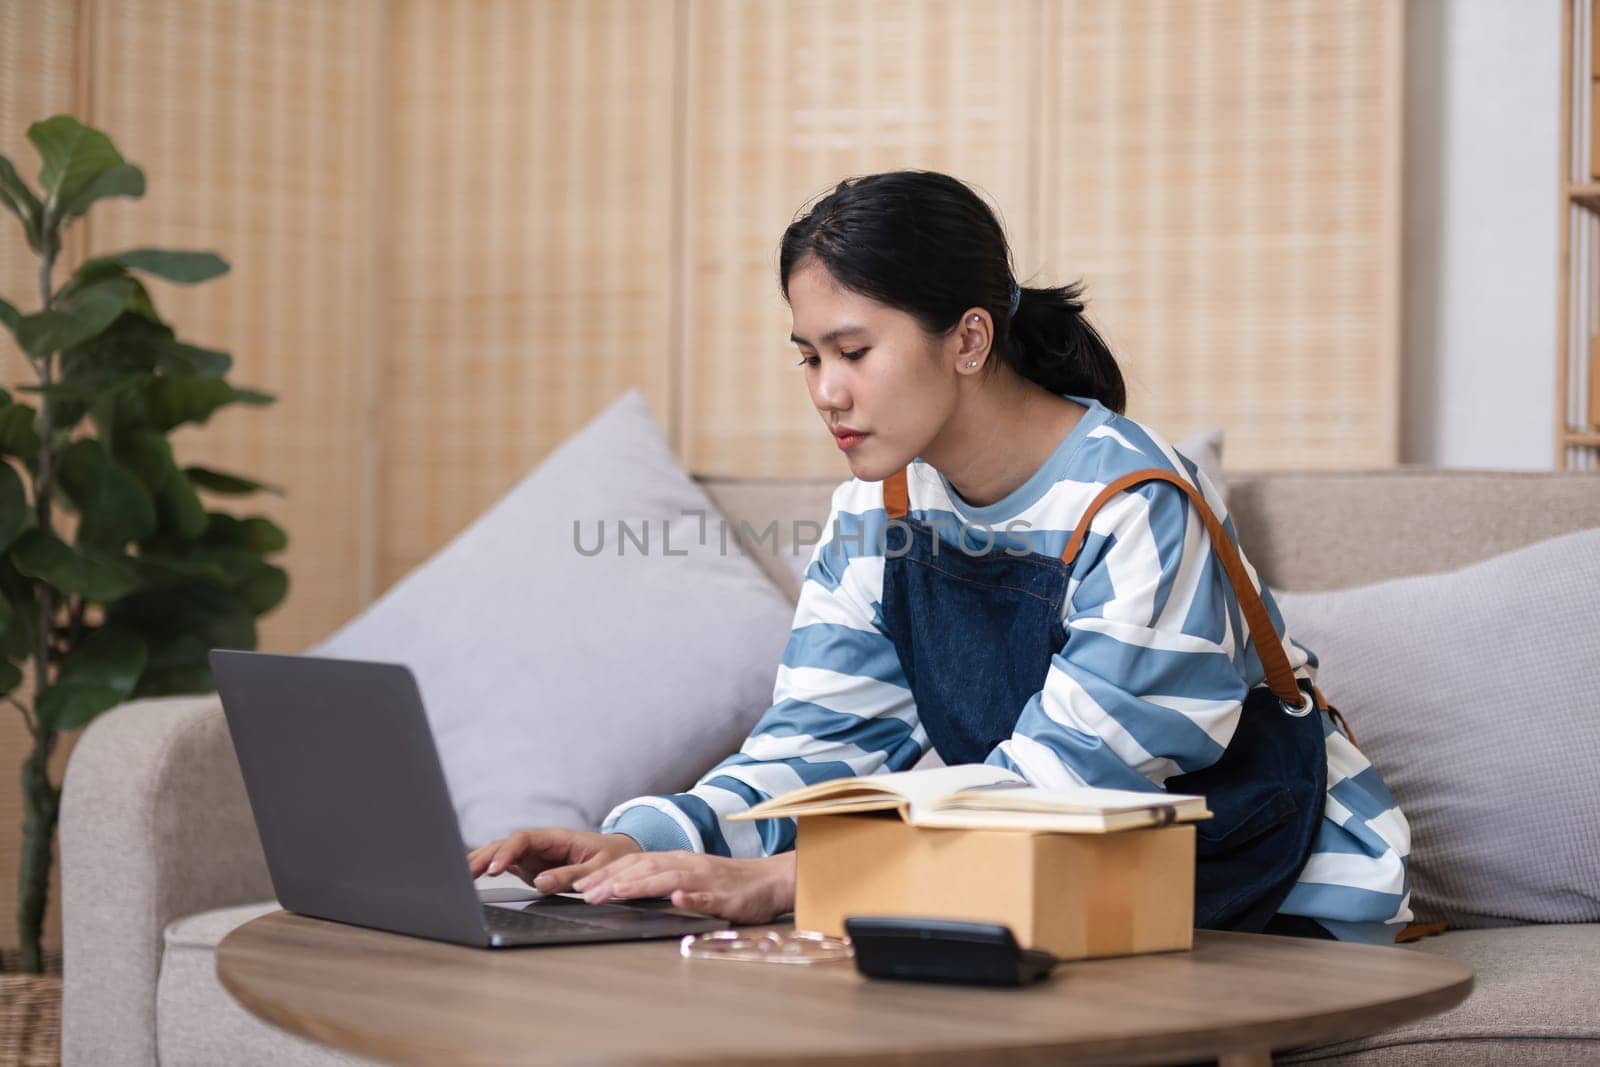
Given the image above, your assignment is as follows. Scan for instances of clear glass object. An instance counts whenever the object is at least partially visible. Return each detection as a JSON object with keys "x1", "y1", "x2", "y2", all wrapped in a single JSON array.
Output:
[{"x1": 679, "y1": 928, "x2": 853, "y2": 965}]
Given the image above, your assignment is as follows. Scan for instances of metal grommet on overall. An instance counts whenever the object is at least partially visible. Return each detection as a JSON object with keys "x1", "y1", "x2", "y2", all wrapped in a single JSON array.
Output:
[{"x1": 1280, "y1": 682, "x2": 1317, "y2": 718}]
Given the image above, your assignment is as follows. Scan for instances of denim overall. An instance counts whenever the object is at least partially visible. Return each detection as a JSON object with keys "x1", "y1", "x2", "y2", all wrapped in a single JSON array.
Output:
[{"x1": 878, "y1": 466, "x2": 1329, "y2": 932}]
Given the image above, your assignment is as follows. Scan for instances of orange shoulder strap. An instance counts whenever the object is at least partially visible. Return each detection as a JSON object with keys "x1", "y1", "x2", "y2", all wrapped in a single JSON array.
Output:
[
  {"x1": 883, "y1": 466, "x2": 910, "y2": 520},
  {"x1": 1061, "y1": 469, "x2": 1305, "y2": 708}
]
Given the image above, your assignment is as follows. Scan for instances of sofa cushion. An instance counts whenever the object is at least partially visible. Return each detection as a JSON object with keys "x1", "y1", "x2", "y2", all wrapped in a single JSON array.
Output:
[
  {"x1": 1280, "y1": 924, "x2": 1600, "y2": 1065},
  {"x1": 312, "y1": 389, "x2": 795, "y2": 846},
  {"x1": 1275, "y1": 528, "x2": 1600, "y2": 928},
  {"x1": 158, "y1": 902, "x2": 371, "y2": 1066}
]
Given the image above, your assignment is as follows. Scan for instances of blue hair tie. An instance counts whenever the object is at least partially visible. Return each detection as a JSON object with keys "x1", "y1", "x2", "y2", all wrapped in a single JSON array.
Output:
[{"x1": 1007, "y1": 281, "x2": 1022, "y2": 319}]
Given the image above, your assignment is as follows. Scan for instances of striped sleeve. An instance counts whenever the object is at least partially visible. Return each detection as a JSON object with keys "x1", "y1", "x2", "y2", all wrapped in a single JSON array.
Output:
[
  {"x1": 986, "y1": 472, "x2": 1311, "y2": 791},
  {"x1": 599, "y1": 481, "x2": 927, "y2": 857}
]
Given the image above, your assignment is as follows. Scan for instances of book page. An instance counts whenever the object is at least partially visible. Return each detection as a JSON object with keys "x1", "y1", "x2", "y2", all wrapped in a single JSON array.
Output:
[
  {"x1": 940, "y1": 783, "x2": 1207, "y2": 816},
  {"x1": 731, "y1": 763, "x2": 1022, "y2": 821}
]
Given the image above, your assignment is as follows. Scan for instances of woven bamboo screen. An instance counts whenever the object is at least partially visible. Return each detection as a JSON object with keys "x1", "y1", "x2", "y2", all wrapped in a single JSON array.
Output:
[
  {"x1": 1035, "y1": 0, "x2": 1403, "y2": 468},
  {"x1": 378, "y1": 0, "x2": 677, "y2": 589}
]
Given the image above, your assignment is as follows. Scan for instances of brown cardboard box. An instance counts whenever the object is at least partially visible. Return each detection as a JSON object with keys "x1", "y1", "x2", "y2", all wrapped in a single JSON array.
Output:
[{"x1": 793, "y1": 812, "x2": 1195, "y2": 961}]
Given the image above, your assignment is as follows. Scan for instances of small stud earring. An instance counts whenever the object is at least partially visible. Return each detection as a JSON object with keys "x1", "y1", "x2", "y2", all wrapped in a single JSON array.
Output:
[{"x1": 965, "y1": 360, "x2": 978, "y2": 368}]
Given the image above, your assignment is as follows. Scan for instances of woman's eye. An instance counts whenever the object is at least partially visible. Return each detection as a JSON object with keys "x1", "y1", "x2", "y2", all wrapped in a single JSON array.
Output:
[{"x1": 794, "y1": 349, "x2": 867, "y2": 368}]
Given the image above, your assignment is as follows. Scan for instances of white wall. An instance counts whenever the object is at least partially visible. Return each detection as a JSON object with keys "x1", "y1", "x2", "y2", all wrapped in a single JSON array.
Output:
[{"x1": 1402, "y1": 0, "x2": 1562, "y2": 468}]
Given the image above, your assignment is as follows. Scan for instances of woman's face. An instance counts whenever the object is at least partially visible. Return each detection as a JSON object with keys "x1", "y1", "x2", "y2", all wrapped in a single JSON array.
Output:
[{"x1": 787, "y1": 258, "x2": 964, "y2": 481}]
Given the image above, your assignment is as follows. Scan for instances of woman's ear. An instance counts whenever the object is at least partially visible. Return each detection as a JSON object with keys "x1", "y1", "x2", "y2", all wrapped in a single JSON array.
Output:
[{"x1": 954, "y1": 309, "x2": 992, "y2": 374}]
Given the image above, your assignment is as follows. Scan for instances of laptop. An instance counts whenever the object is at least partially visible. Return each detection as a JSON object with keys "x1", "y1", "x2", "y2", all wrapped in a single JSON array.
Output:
[{"x1": 209, "y1": 649, "x2": 730, "y2": 947}]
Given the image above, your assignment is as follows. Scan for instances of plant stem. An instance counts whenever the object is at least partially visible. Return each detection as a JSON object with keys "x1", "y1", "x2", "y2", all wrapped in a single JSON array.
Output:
[
  {"x1": 17, "y1": 729, "x2": 59, "y2": 973},
  {"x1": 18, "y1": 227, "x2": 60, "y2": 973},
  {"x1": 7, "y1": 695, "x2": 36, "y2": 735}
]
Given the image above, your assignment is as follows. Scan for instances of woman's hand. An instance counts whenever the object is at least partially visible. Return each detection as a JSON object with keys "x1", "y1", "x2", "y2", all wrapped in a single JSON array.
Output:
[
  {"x1": 573, "y1": 850, "x2": 797, "y2": 925},
  {"x1": 466, "y1": 828, "x2": 642, "y2": 893}
]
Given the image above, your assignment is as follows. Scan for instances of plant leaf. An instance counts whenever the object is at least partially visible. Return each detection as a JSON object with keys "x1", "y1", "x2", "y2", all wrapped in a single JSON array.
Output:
[
  {"x1": 201, "y1": 512, "x2": 287, "y2": 554},
  {"x1": 0, "y1": 296, "x2": 20, "y2": 337},
  {"x1": 35, "y1": 625, "x2": 147, "y2": 731},
  {"x1": 9, "y1": 528, "x2": 141, "y2": 601},
  {"x1": 0, "y1": 462, "x2": 27, "y2": 554},
  {"x1": 132, "y1": 553, "x2": 231, "y2": 586},
  {"x1": 0, "y1": 557, "x2": 37, "y2": 661},
  {"x1": 152, "y1": 468, "x2": 208, "y2": 539},
  {"x1": 0, "y1": 404, "x2": 40, "y2": 460},
  {"x1": 27, "y1": 116, "x2": 125, "y2": 219},
  {"x1": 130, "y1": 631, "x2": 213, "y2": 697},
  {"x1": 0, "y1": 659, "x2": 20, "y2": 698},
  {"x1": 0, "y1": 153, "x2": 44, "y2": 251},
  {"x1": 106, "y1": 579, "x2": 256, "y2": 657},
  {"x1": 56, "y1": 162, "x2": 144, "y2": 221},
  {"x1": 143, "y1": 377, "x2": 274, "y2": 431},
  {"x1": 184, "y1": 466, "x2": 284, "y2": 496},
  {"x1": 235, "y1": 561, "x2": 288, "y2": 615},
  {"x1": 157, "y1": 339, "x2": 231, "y2": 378},
  {"x1": 77, "y1": 248, "x2": 228, "y2": 285},
  {"x1": 113, "y1": 430, "x2": 175, "y2": 493},
  {"x1": 17, "y1": 276, "x2": 137, "y2": 357},
  {"x1": 56, "y1": 439, "x2": 157, "y2": 550}
]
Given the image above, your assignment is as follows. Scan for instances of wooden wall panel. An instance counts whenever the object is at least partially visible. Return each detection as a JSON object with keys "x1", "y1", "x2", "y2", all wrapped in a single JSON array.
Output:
[
  {"x1": 84, "y1": 0, "x2": 382, "y2": 652},
  {"x1": 378, "y1": 0, "x2": 677, "y2": 587},
  {"x1": 1037, "y1": 0, "x2": 1402, "y2": 468},
  {"x1": 679, "y1": 0, "x2": 1044, "y2": 477},
  {"x1": 0, "y1": 0, "x2": 84, "y2": 958}
]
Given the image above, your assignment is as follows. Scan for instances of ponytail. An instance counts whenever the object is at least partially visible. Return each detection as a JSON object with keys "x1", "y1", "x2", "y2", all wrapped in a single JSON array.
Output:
[{"x1": 1005, "y1": 280, "x2": 1126, "y2": 414}]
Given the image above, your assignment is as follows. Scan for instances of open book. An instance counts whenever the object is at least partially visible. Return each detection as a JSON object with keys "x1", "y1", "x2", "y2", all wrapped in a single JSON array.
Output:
[{"x1": 726, "y1": 765, "x2": 1211, "y2": 834}]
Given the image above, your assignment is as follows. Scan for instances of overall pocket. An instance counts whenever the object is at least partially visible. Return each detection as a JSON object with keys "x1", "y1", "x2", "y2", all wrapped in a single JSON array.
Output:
[{"x1": 1195, "y1": 785, "x2": 1299, "y2": 859}]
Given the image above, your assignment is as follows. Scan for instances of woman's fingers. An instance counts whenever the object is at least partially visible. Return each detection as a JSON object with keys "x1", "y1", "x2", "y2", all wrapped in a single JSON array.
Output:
[
  {"x1": 533, "y1": 854, "x2": 615, "y2": 894},
  {"x1": 671, "y1": 888, "x2": 719, "y2": 915},
  {"x1": 581, "y1": 854, "x2": 718, "y2": 904},
  {"x1": 573, "y1": 853, "x2": 653, "y2": 893},
  {"x1": 596, "y1": 867, "x2": 685, "y2": 903},
  {"x1": 484, "y1": 829, "x2": 578, "y2": 876},
  {"x1": 468, "y1": 841, "x2": 507, "y2": 877}
]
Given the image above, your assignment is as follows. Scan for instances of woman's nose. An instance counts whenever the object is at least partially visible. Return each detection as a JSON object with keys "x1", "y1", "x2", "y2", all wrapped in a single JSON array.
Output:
[{"x1": 813, "y1": 361, "x2": 851, "y2": 411}]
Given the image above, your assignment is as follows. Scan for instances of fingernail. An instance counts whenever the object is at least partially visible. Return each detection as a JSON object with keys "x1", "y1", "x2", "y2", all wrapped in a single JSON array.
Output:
[
  {"x1": 534, "y1": 874, "x2": 552, "y2": 891},
  {"x1": 487, "y1": 863, "x2": 500, "y2": 875},
  {"x1": 572, "y1": 876, "x2": 589, "y2": 891}
]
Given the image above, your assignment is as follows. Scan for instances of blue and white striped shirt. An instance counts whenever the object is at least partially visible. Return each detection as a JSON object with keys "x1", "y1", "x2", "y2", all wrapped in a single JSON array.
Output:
[{"x1": 602, "y1": 395, "x2": 1413, "y2": 943}]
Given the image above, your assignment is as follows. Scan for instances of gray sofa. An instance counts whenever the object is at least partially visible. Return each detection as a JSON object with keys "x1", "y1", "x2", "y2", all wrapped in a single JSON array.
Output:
[{"x1": 60, "y1": 469, "x2": 1600, "y2": 1066}]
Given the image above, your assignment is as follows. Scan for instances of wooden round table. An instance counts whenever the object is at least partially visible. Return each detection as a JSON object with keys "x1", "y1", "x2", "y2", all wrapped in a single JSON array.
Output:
[{"x1": 218, "y1": 910, "x2": 1471, "y2": 1066}]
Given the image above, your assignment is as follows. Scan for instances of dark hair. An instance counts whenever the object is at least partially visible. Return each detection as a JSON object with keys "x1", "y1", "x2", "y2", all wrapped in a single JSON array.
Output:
[{"x1": 778, "y1": 170, "x2": 1125, "y2": 414}]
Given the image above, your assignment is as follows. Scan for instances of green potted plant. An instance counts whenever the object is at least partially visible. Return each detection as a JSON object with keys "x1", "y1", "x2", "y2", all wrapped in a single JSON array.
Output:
[{"x1": 0, "y1": 115, "x2": 288, "y2": 973}]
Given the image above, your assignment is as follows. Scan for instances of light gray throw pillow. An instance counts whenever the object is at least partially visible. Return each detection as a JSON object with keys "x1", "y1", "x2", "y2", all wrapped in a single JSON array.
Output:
[
  {"x1": 312, "y1": 390, "x2": 795, "y2": 846},
  {"x1": 1275, "y1": 528, "x2": 1600, "y2": 928}
]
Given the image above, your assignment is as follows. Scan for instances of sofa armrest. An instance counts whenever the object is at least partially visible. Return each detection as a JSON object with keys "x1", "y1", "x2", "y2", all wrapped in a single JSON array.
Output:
[{"x1": 60, "y1": 694, "x2": 272, "y2": 1067}]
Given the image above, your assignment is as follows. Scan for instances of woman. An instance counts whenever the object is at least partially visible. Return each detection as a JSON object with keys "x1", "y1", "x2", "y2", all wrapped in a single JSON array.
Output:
[{"x1": 469, "y1": 170, "x2": 1412, "y2": 944}]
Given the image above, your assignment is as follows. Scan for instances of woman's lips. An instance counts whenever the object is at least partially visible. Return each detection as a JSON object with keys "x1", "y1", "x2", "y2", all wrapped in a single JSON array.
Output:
[{"x1": 833, "y1": 431, "x2": 867, "y2": 451}]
